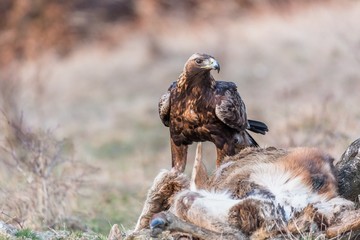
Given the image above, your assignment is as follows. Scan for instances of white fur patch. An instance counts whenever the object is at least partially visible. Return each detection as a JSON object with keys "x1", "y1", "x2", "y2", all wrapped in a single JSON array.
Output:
[
  {"x1": 190, "y1": 181, "x2": 197, "y2": 192},
  {"x1": 192, "y1": 190, "x2": 240, "y2": 222},
  {"x1": 314, "y1": 196, "x2": 355, "y2": 220},
  {"x1": 249, "y1": 163, "x2": 326, "y2": 220}
]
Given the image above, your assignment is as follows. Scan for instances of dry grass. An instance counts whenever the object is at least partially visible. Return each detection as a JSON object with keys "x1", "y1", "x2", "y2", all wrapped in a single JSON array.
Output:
[
  {"x1": 0, "y1": 77, "x2": 97, "y2": 230},
  {"x1": 0, "y1": 0, "x2": 360, "y2": 236}
]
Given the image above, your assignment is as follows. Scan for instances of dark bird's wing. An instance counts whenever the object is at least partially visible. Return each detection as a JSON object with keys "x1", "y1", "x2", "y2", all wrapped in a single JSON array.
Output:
[
  {"x1": 215, "y1": 81, "x2": 248, "y2": 131},
  {"x1": 158, "y1": 82, "x2": 176, "y2": 127},
  {"x1": 215, "y1": 81, "x2": 268, "y2": 148}
]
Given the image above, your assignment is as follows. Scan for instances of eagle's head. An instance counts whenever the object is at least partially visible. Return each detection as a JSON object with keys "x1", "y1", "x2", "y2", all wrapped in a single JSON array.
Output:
[{"x1": 183, "y1": 53, "x2": 220, "y2": 75}]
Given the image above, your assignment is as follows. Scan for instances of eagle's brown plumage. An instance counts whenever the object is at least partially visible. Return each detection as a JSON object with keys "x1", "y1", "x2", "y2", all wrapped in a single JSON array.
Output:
[{"x1": 159, "y1": 53, "x2": 268, "y2": 172}]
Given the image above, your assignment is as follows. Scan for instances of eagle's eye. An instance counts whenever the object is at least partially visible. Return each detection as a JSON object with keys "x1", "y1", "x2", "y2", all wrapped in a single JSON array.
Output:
[{"x1": 195, "y1": 58, "x2": 203, "y2": 64}]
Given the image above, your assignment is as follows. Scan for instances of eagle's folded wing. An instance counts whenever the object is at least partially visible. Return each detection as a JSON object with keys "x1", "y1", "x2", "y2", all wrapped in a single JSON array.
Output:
[
  {"x1": 158, "y1": 82, "x2": 176, "y2": 127},
  {"x1": 215, "y1": 82, "x2": 248, "y2": 131}
]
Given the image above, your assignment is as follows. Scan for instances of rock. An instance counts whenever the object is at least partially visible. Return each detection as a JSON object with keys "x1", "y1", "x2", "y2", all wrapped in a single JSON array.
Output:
[
  {"x1": 0, "y1": 221, "x2": 18, "y2": 237},
  {"x1": 336, "y1": 138, "x2": 360, "y2": 202}
]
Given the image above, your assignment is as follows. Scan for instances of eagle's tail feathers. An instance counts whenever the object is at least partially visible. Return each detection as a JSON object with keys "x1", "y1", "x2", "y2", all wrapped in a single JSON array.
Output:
[
  {"x1": 246, "y1": 131, "x2": 260, "y2": 147},
  {"x1": 248, "y1": 119, "x2": 268, "y2": 135}
]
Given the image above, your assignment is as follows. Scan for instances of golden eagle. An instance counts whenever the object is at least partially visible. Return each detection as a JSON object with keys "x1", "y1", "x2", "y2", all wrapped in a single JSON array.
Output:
[{"x1": 159, "y1": 53, "x2": 268, "y2": 172}]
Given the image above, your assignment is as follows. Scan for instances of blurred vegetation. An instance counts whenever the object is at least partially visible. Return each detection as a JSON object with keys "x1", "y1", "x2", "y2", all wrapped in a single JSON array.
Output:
[
  {"x1": 0, "y1": 0, "x2": 330, "y2": 67},
  {"x1": 0, "y1": 91, "x2": 97, "y2": 231},
  {"x1": 14, "y1": 228, "x2": 40, "y2": 240}
]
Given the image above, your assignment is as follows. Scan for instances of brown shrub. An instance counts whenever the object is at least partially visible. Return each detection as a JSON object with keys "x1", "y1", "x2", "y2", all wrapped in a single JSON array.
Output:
[{"x1": 0, "y1": 73, "x2": 97, "y2": 230}]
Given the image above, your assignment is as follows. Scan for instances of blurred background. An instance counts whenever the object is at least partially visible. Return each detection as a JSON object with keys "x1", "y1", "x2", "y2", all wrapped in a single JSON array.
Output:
[{"x1": 0, "y1": 0, "x2": 359, "y2": 235}]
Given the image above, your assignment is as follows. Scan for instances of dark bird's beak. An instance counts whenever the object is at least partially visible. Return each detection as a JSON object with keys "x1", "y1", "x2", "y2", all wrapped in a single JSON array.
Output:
[{"x1": 210, "y1": 58, "x2": 220, "y2": 73}]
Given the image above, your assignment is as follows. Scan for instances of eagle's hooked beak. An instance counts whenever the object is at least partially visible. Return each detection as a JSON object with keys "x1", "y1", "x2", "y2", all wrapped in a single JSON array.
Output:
[{"x1": 209, "y1": 58, "x2": 220, "y2": 73}]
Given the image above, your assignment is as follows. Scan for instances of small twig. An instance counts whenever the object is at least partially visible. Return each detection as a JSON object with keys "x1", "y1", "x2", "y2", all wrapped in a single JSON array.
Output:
[
  {"x1": 47, "y1": 226, "x2": 59, "y2": 235},
  {"x1": 1, "y1": 211, "x2": 24, "y2": 229}
]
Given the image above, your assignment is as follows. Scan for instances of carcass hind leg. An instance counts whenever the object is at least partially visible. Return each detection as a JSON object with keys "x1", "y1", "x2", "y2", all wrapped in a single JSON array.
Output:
[
  {"x1": 216, "y1": 148, "x2": 227, "y2": 168},
  {"x1": 171, "y1": 138, "x2": 188, "y2": 172}
]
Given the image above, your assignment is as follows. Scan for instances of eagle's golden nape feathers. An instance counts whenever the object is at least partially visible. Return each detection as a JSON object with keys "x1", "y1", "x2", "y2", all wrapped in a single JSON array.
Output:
[{"x1": 159, "y1": 53, "x2": 268, "y2": 172}]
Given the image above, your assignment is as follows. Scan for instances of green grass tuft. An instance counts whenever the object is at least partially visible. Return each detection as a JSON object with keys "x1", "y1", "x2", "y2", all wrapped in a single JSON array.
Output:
[{"x1": 14, "y1": 229, "x2": 40, "y2": 240}]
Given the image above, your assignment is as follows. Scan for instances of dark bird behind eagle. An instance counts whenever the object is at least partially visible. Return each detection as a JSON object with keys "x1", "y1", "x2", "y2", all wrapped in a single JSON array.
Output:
[{"x1": 159, "y1": 53, "x2": 268, "y2": 172}]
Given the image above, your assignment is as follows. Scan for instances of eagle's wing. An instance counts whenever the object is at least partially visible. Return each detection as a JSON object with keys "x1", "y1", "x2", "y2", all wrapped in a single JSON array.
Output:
[
  {"x1": 158, "y1": 82, "x2": 176, "y2": 127},
  {"x1": 215, "y1": 81, "x2": 248, "y2": 131}
]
